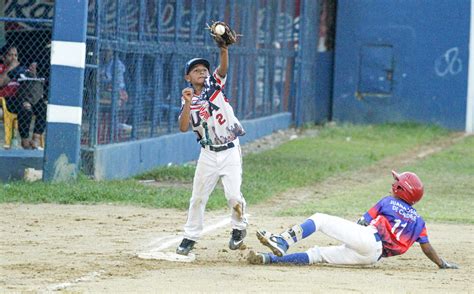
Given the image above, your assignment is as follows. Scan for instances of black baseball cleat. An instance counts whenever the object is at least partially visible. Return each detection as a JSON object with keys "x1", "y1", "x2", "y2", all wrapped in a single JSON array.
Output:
[
  {"x1": 229, "y1": 229, "x2": 247, "y2": 250},
  {"x1": 176, "y1": 238, "x2": 196, "y2": 255}
]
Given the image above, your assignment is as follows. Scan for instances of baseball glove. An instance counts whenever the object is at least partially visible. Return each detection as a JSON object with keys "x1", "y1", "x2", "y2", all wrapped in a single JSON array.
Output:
[
  {"x1": 356, "y1": 217, "x2": 369, "y2": 226},
  {"x1": 207, "y1": 21, "x2": 239, "y2": 48}
]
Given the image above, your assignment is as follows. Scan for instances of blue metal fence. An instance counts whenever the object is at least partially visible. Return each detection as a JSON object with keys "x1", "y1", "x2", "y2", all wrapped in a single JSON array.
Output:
[
  {"x1": 0, "y1": 0, "x2": 323, "y2": 180},
  {"x1": 82, "y1": 0, "x2": 301, "y2": 148}
]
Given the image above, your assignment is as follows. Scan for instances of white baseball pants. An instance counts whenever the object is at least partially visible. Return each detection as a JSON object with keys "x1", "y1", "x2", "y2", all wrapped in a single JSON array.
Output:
[
  {"x1": 183, "y1": 140, "x2": 247, "y2": 240},
  {"x1": 305, "y1": 213, "x2": 383, "y2": 265}
]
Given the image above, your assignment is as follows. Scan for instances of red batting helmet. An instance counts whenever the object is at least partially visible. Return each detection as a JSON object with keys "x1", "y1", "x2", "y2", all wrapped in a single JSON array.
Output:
[{"x1": 391, "y1": 170, "x2": 424, "y2": 205}]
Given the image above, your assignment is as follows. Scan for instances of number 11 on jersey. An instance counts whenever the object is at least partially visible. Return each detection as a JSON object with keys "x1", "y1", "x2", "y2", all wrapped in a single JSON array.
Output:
[{"x1": 391, "y1": 219, "x2": 407, "y2": 241}]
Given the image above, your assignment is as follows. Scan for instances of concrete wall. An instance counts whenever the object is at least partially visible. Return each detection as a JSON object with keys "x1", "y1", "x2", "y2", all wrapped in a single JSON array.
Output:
[
  {"x1": 333, "y1": 0, "x2": 470, "y2": 130},
  {"x1": 0, "y1": 150, "x2": 43, "y2": 181}
]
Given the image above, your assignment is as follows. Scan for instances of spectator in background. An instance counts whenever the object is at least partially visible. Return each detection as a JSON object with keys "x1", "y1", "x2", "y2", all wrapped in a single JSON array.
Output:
[
  {"x1": 0, "y1": 44, "x2": 46, "y2": 149},
  {"x1": 100, "y1": 49, "x2": 132, "y2": 132}
]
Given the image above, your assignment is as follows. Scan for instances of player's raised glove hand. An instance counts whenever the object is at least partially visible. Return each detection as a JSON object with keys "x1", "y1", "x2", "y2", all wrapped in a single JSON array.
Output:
[
  {"x1": 207, "y1": 21, "x2": 239, "y2": 48},
  {"x1": 439, "y1": 258, "x2": 459, "y2": 269}
]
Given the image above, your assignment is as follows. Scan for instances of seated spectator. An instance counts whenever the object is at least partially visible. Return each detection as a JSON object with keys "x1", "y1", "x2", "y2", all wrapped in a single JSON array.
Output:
[{"x1": 0, "y1": 44, "x2": 46, "y2": 149}]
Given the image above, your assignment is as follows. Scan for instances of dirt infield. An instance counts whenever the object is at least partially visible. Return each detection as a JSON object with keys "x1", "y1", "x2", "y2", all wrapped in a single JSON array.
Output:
[
  {"x1": 1, "y1": 133, "x2": 473, "y2": 292},
  {"x1": 1, "y1": 203, "x2": 472, "y2": 292}
]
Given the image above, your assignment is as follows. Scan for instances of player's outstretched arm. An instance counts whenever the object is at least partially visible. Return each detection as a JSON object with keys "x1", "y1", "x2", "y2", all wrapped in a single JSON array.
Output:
[
  {"x1": 420, "y1": 242, "x2": 459, "y2": 269},
  {"x1": 217, "y1": 47, "x2": 228, "y2": 78}
]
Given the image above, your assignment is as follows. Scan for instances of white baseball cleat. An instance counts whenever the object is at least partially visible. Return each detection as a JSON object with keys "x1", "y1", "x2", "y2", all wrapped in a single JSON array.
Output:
[{"x1": 256, "y1": 230, "x2": 289, "y2": 257}]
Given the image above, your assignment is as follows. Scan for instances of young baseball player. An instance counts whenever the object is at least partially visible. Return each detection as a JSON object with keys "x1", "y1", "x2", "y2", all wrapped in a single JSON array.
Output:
[
  {"x1": 176, "y1": 42, "x2": 247, "y2": 256},
  {"x1": 248, "y1": 170, "x2": 459, "y2": 269}
]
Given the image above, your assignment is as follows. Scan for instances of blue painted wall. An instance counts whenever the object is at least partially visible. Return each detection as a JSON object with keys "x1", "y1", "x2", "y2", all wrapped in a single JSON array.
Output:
[
  {"x1": 333, "y1": 0, "x2": 470, "y2": 130},
  {"x1": 0, "y1": 150, "x2": 43, "y2": 181},
  {"x1": 315, "y1": 52, "x2": 334, "y2": 123},
  {"x1": 85, "y1": 113, "x2": 292, "y2": 180},
  {"x1": 43, "y1": 0, "x2": 88, "y2": 181}
]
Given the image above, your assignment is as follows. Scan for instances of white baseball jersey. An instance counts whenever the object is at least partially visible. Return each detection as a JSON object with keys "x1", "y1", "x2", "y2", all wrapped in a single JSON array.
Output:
[
  {"x1": 179, "y1": 68, "x2": 247, "y2": 241},
  {"x1": 180, "y1": 69, "x2": 245, "y2": 145}
]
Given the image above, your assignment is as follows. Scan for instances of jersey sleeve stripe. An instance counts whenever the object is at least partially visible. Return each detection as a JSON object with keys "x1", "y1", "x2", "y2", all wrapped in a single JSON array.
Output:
[
  {"x1": 213, "y1": 70, "x2": 222, "y2": 85},
  {"x1": 209, "y1": 89, "x2": 221, "y2": 102},
  {"x1": 367, "y1": 206, "x2": 379, "y2": 219}
]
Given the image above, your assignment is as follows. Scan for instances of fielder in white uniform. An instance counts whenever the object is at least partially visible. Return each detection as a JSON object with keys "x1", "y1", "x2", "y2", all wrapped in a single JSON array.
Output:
[{"x1": 176, "y1": 46, "x2": 248, "y2": 256}]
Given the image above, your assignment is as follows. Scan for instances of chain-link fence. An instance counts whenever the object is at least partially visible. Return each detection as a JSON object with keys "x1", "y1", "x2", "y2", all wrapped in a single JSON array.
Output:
[
  {"x1": 0, "y1": 1, "x2": 324, "y2": 179},
  {"x1": 0, "y1": 0, "x2": 51, "y2": 151},
  {"x1": 81, "y1": 0, "x2": 299, "y2": 150}
]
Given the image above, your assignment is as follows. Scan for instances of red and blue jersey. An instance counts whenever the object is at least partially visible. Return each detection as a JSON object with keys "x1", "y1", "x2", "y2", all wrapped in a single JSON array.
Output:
[{"x1": 363, "y1": 196, "x2": 429, "y2": 257}]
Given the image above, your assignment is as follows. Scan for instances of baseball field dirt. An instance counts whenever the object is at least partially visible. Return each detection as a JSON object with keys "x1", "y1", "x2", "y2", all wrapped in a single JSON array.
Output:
[
  {"x1": 2, "y1": 204, "x2": 472, "y2": 292},
  {"x1": 1, "y1": 133, "x2": 473, "y2": 292},
  {"x1": 2, "y1": 203, "x2": 472, "y2": 291}
]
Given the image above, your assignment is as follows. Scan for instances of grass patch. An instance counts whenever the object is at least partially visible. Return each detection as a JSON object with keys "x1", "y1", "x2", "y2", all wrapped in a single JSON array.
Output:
[
  {"x1": 281, "y1": 135, "x2": 474, "y2": 224},
  {"x1": 1, "y1": 177, "x2": 192, "y2": 208},
  {"x1": 135, "y1": 165, "x2": 195, "y2": 182},
  {"x1": 241, "y1": 123, "x2": 448, "y2": 204},
  {"x1": 1, "y1": 123, "x2": 450, "y2": 212}
]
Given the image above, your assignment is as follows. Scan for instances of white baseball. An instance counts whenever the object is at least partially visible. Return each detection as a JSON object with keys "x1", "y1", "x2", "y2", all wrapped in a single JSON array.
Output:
[{"x1": 215, "y1": 24, "x2": 225, "y2": 36}]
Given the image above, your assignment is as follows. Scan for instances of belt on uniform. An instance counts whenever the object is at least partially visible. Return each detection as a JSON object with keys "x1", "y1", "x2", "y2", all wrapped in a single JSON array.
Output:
[
  {"x1": 203, "y1": 142, "x2": 235, "y2": 152},
  {"x1": 374, "y1": 232, "x2": 382, "y2": 242}
]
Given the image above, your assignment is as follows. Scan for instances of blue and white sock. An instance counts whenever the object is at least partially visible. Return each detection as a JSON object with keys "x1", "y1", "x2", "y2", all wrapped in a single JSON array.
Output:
[{"x1": 280, "y1": 219, "x2": 316, "y2": 246}]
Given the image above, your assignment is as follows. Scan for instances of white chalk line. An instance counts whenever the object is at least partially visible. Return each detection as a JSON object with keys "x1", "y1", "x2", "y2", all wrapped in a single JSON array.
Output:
[
  {"x1": 44, "y1": 213, "x2": 245, "y2": 291},
  {"x1": 140, "y1": 214, "x2": 232, "y2": 253},
  {"x1": 44, "y1": 270, "x2": 105, "y2": 292}
]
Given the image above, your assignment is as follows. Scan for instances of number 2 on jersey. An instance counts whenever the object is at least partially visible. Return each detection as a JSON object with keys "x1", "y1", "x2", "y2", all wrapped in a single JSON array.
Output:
[
  {"x1": 216, "y1": 113, "x2": 226, "y2": 125},
  {"x1": 391, "y1": 219, "x2": 407, "y2": 241}
]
